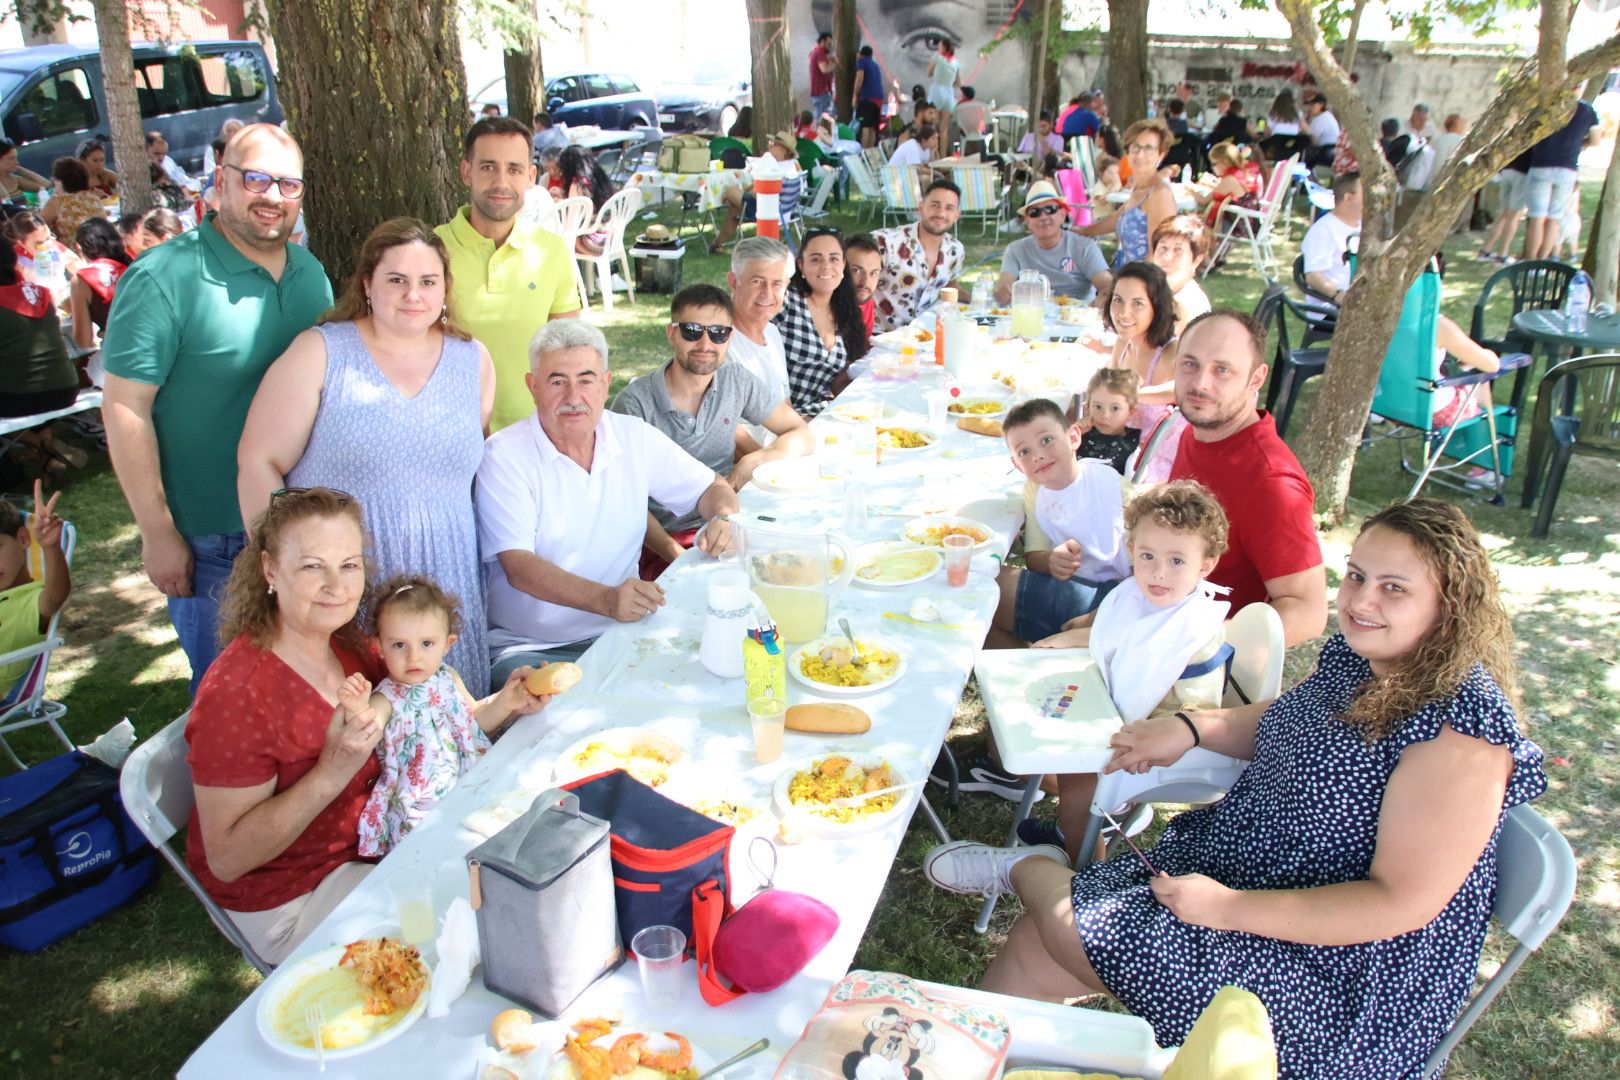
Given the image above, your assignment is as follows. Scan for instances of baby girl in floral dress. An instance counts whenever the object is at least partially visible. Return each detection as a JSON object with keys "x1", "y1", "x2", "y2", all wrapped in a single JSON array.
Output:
[{"x1": 342, "y1": 574, "x2": 549, "y2": 856}]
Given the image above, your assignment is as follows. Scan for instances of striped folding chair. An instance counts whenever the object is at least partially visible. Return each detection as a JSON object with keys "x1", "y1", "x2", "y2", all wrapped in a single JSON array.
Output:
[
  {"x1": 953, "y1": 164, "x2": 999, "y2": 235},
  {"x1": 879, "y1": 165, "x2": 922, "y2": 227},
  {"x1": 843, "y1": 153, "x2": 885, "y2": 224}
]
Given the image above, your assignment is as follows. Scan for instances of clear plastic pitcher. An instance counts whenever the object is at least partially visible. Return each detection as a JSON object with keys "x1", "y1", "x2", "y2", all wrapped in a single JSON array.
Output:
[
  {"x1": 739, "y1": 519, "x2": 855, "y2": 643},
  {"x1": 1011, "y1": 268, "x2": 1049, "y2": 340}
]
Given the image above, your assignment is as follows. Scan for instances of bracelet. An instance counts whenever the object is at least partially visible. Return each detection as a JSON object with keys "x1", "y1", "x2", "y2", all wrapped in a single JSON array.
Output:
[{"x1": 1175, "y1": 710, "x2": 1201, "y2": 748}]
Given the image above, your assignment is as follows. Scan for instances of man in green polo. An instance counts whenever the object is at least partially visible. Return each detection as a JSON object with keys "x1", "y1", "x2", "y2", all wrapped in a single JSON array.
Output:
[
  {"x1": 102, "y1": 124, "x2": 332, "y2": 694},
  {"x1": 436, "y1": 116, "x2": 581, "y2": 432}
]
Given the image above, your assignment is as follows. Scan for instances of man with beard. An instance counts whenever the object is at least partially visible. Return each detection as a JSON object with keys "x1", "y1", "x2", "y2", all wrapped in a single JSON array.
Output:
[
  {"x1": 844, "y1": 233, "x2": 882, "y2": 335},
  {"x1": 613, "y1": 284, "x2": 813, "y2": 577},
  {"x1": 437, "y1": 116, "x2": 581, "y2": 432},
  {"x1": 102, "y1": 124, "x2": 332, "y2": 694},
  {"x1": 1167, "y1": 309, "x2": 1327, "y2": 646},
  {"x1": 475, "y1": 320, "x2": 739, "y2": 683},
  {"x1": 870, "y1": 179, "x2": 964, "y2": 332}
]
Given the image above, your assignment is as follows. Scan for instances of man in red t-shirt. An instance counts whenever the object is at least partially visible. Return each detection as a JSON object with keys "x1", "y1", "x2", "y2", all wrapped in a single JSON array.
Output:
[
  {"x1": 845, "y1": 232, "x2": 882, "y2": 336},
  {"x1": 809, "y1": 32, "x2": 837, "y2": 122},
  {"x1": 1167, "y1": 309, "x2": 1328, "y2": 646}
]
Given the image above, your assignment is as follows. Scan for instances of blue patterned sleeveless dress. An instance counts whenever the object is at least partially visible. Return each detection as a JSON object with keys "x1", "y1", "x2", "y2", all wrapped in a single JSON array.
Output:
[
  {"x1": 1069, "y1": 635, "x2": 1546, "y2": 1077},
  {"x1": 288, "y1": 321, "x2": 489, "y2": 694}
]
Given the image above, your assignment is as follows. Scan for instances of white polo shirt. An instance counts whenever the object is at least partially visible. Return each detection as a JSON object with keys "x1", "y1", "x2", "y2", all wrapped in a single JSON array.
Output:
[{"x1": 476, "y1": 410, "x2": 717, "y2": 654}]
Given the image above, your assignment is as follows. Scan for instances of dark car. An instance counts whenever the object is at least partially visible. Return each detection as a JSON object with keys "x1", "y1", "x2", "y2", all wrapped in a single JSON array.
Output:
[
  {"x1": 545, "y1": 72, "x2": 657, "y2": 129},
  {"x1": 0, "y1": 40, "x2": 281, "y2": 178},
  {"x1": 654, "y1": 63, "x2": 751, "y2": 134}
]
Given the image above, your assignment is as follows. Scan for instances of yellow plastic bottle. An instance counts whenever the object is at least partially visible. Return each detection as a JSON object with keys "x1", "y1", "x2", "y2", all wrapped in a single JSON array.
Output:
[{"x1": 743, "y1": 622, "x2": 787, "y2": 707}]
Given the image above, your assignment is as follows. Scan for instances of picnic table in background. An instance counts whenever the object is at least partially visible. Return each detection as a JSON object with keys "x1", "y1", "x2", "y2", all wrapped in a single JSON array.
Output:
[{"x1": 627, "y1": 168, "x2": 751, "y2": 212}]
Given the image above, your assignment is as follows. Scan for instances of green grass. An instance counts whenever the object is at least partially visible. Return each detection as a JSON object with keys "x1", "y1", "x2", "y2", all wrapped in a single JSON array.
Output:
[{"x1": 2, "y1": 184, "x2": 1616, "y2": 1078}]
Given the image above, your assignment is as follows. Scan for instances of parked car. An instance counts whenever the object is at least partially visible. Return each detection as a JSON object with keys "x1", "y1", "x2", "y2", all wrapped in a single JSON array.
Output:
[
  {"x1": 654, "y1": 62, "x2": 751, "y2": 134},
  {"x1": 544, "y1": 72, "x2": 657, "y2": 129},
  {"x1": 0, "y1": 40, "x2": 282, "y2": 179}
]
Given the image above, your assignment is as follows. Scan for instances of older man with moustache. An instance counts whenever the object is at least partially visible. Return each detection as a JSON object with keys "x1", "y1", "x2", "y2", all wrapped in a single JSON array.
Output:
[
  {"x1": 438, "y1": 116, "x2": 581, "y2": 432},
  {"x1": 476, "y1": 321, "x2": 740, "y2": 685},
  {"x1": 1166, "y1": 309, "x2": 1328, "y2": 646},
  {"x1": 615, "y1": 283, "x2": 814, "y2": 577},
  {"x1": 102, "y1": 124, "x2": 331, "y2": 693}
]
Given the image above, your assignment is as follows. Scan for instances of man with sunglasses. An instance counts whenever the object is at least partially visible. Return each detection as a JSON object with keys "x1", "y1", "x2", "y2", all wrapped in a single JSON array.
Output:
[
  {"x1": 613, "y1": 284, "x2": 813, "y2": 577},
  {"x1": 992, "y1": 181, "x2": 1111, "y2": 307},
  {"x1": 102, "y1": 123, "x2": 332, "y2": 695}
]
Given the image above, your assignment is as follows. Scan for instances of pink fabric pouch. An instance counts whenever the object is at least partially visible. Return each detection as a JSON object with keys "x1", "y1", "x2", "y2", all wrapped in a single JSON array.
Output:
[{"x1": 695, "y1": 839, "x2": 839, "y2": 1003}]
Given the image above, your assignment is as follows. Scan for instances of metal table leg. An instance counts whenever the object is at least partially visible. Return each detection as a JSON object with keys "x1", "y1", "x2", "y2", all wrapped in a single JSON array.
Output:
[{"x1": 972, "y1": 775, "x2": 1045, "y2": 934}]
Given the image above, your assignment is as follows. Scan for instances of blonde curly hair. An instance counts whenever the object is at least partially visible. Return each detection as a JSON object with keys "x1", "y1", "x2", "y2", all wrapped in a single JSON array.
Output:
[
  {"x1": 217, "y1": 487, "x2": 369, "y2": 652},
  {"x1": 1124, "y1": 480, "x2": 1230, "y2": 562},
  {"x1": 1341, "y1": 500, "x2": 1520, "y2": 740}
]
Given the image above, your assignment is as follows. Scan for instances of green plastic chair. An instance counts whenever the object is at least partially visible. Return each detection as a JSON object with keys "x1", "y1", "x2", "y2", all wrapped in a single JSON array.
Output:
[
  {"x1": 709, "y1": 136, "x2": 750, "y2": 161},
  {"x1": 1368, "y1": 266, "x2": 1527, "y2": 503},
  {"x1": 797, "y1": 139, "x2": 833, "y2": 172},
  {"x1": 837, "y1": 123, "x2": 857, "y2": 141}
]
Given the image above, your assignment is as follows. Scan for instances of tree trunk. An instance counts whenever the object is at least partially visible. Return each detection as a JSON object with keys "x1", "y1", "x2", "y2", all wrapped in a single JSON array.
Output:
[
  {"x1": 832, "y1": 0, "x2": 857, "y2": 124},
  {"x1": 1105, "y1": 0, "x2": 1149, "y2": 130},
  {"x1": 264, "y1": 0, "x2": 467, "y2": 286},
  {"x1": 503, "y1": 0, "x2": 543, "y2": 126},
  {"x1": 89, "y1": 0, "x2": 150, "y2": 217},
  {"x1": 1028, "y1": 0, "x2": 1053, "y2": 131},
  {"x1": 745, "y1": 0, "x2": 791, "y2": 156},
  {"x1": 1584, "y1": 139, "x2": 1620, "y2": 299}
]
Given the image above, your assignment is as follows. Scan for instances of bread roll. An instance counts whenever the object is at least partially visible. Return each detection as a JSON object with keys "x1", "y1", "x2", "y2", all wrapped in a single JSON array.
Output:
[
  {"x1": 785, "y1": 703, "x2": 871, "y2": 734},
  {"x1": 957, "y1": 416, "x2": 1003, "y2": 437},
  {"x1": 524, "y1": 661, "x2": 583, "y2": 696},
  {"x1": 490, "y1": 1008, "x2": 537, "y2": 1053}
]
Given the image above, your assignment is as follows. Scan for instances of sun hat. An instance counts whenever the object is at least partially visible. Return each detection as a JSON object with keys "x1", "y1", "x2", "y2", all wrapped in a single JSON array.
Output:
[
  {"x1": 1020, "y1": 180, "x2": 1067, "y2": 215},
  {"x1": 769, "y1": 130, "x2": 798, "y2": 154}
]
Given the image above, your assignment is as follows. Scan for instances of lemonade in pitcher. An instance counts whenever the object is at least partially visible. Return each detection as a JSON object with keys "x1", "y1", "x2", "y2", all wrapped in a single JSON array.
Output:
[{"x1": 753, "y1": 584, "x2": 830, "y2": 642}]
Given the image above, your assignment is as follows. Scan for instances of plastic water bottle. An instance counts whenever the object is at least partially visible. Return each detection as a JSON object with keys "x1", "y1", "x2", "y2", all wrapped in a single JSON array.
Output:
[
  {"x1": 1566, "y1": 270, "x2": 1591, "y2": 334},
  {"x1": 1146, "y1": 99, "x2": 1158, "y2": 119},
  {"x1": 33, "y1": 241, "x2": 64, "y2": 295}
]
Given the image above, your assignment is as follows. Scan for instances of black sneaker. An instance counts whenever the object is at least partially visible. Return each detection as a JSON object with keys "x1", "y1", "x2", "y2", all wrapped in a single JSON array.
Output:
[
  {"x1": 1016, "y1": 817, "x2": 1064, "y2": 847},
  {"x1": 929, "y1": 751, "x2": 1043, "y2": 803}
]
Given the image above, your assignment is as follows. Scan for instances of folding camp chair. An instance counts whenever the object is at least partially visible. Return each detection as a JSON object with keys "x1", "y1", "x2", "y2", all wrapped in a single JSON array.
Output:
[
  {"x1": 1069, "y1": 135, "x2": 1098, "y2": 189},
  {"x1": 799, "y1": 165, "x2": 840, "y2": 223},
  {"x1": 0, "y1": 515, "x2": 77, "y2": 770},
  {"x1": 1368, "y1": 266, "x2": 1529, "y2": 504},
  {"x1": 1206, "y1": 153, "x2": 1298, "y2": 276},
  {"x1": 119, "y1": 715, "x2": 276, "y2": 974},
  {"x1": 1055, "y1": 168, "x2": 1093, "y2": 228},
  {"x1": 842, "y1": 152, "x2": 885, "y2": 224},
  {"x1": 879, "y1": 164, "x2": 922, "y2": 226},
  {"x1": 953, "y1": 164, "x2": 1000, "y2": 235}
]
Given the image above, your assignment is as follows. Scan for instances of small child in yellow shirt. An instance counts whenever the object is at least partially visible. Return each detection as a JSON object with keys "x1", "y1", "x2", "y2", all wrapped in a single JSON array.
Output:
[{"x1": 0, "y1": 482, "x2": 72, "y2": 704}]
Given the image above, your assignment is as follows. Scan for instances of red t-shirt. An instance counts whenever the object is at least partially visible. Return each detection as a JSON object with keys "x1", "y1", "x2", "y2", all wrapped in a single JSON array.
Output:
[
  {"x1": 185, "y1": 634, "x2": 386, "y2": 912},
  {"x1": 859, "y1": 297, "x2": 875, "y2": 336},
  {"x1": 809, "y1": 45, "x2": 833, "y2": 96},
  {"x1": 1168, "y1": 412, "x2": 1322, "y2": 611}
]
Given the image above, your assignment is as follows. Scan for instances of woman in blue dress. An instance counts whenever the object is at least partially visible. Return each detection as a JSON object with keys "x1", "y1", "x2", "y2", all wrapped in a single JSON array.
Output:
[
  {"x1": 925, "y1": 499, "x2": 1546, "y2": 1078},
  {"x1": 237, "y1": 218, "x2": 496, "y2": 694},
  {"x1": 1077, "y1": 118, "x2": 1179, "y2": 269}
]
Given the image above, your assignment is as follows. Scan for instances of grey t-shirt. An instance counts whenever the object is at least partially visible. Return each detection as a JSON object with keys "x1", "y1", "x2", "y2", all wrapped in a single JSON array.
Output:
[
  {"x1": 1002, "y1": 232, "x2": 1110, "y2": 301},
  {"x1": 613, "y1": 360, "x2": 775, "y2": 530}
]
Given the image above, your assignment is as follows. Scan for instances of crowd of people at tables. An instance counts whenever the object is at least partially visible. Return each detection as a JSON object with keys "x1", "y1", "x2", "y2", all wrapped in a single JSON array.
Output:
[{"x1": 0, "y1": 78, "x2": 1554, "y2": 1070}]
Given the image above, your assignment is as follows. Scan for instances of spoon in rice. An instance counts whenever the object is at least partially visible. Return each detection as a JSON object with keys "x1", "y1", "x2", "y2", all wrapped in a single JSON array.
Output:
[{"x1": 837, "y1": 617, "x2": 867, "y2": 669}]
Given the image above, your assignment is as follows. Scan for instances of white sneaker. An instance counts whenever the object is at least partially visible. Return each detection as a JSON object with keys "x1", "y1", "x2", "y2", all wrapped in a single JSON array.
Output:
[
  {"x1": 610, "y1": 273, "x2": 630, "y2": 292},
  {"x1": 922, "y1": 840, "x2": 1069, "y2": 897}
]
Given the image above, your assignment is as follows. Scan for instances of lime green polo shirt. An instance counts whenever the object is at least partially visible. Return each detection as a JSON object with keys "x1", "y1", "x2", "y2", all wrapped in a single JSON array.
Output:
[
  {"x1": 436, "y1": 206, "x2": 581, "y2": 432},
  {"x1": 101, "y1": 213, "x2": 333, "y2": 537}
]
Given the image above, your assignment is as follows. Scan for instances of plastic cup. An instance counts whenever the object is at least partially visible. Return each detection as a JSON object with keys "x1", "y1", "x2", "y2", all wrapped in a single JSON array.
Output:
[
  {"x1": 388, "y1": 868, "x2": 436, "y2": 946},
  {"x1": 926, "y1": 390, "x2": 948, "y2": 432},
  {"x1": 749, "y1": 695, "x2": 787, "y2": 763},
  {"x1": 943, "y1": 533, "x2": 974, "y2": 588},
  {"x1": 631, "y1": 925, "x2": 687, "y2": 1009}
]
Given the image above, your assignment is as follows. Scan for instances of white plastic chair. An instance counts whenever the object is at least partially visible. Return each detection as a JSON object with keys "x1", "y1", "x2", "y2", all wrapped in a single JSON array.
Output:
[
  {"x1": 574, "y1": 187, "x2": 645, "y2": 312},
  {"x1": 518, "y1": 185, "x2": 555, "y2": 226},
  {"x1": 1207, "y1": 153, "x2": 1298, "y2": 276},
  {"x1": 0, "y1": 517, "x2": 76, "y2": 769},
  {"x1": 1073, "y1": 602, "x2": 1284, "y2": 864},
  {"x1": 544, "y1": 195, "x2": 596, "y2": 314},
  {"x1": 119, "y1": 715, "x2": 275, "y2": 974}
]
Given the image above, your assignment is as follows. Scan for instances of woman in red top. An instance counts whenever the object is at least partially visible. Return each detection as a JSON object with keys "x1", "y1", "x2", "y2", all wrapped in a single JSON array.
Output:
[
  {"x1": 1195, "y1": 141, "x2": 1262, "y2": 230},
  {"x1": 184, "y1": 488, "x2": 394, "y2": 965},
  {"x1": 69, "y1": 217, "x2": 128, "y2": 352}
]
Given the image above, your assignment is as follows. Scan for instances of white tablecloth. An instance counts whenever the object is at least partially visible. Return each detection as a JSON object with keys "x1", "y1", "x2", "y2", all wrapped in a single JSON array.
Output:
[
  {"x1": 627, "y1": 169, "x2": 750, "y2": 212},
  {"x1": 179, "y1": 366, "x2": 1029, "y2": 1079}
]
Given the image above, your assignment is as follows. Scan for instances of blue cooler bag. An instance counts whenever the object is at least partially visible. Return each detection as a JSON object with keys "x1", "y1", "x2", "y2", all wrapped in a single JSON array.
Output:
[{"x1": 0, "y1": 751, "x2": 156, "y2": 952}]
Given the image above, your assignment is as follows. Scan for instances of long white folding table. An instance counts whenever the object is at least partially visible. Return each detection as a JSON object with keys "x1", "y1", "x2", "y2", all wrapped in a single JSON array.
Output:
[{"x1": 180, "y1": 365, "x2": 1037, "y2": 1078}]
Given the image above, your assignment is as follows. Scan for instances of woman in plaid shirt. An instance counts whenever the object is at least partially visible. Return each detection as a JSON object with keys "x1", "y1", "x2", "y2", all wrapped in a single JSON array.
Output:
[{"x1": 773, "y1": 228, "x2": 870, "y2": 416}]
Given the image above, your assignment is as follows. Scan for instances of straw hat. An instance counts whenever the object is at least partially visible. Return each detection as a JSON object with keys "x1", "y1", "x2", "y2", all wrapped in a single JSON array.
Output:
[
  {"x1": 769, "y1": 130, "x2": 798, "y2": 154},
  {"x1": 1020, "y1": 180, "x2": 1067, "y2": 215}
]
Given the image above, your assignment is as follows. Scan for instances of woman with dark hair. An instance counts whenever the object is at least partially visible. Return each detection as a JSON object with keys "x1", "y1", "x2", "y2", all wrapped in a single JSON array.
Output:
[
  {"x1": 139, "y1": 207, "x2": 184, "y2": 248},
  {"x1": 557, "y1": 145, "x2": 615, "y2": 256},
  {"x1": 773, "y1": 228, "x2": 869, "y2": 417},
  {"x1": 6, "y1": 208, "x2": 82, "y2": 283},
  {"x1": 41, "y1": 157, "x2": 104, "y2": 244},
  {"x1": 0, "y1": 138, "x2": 48, "y2": 200},
  {"x1": 237, "y1": 217, "x2": 496, "y2": 693},
  {"x1": 77, "y1": 139, "x2": 118, "y2": 195},
  {"x1": 69, "y1": 217, "x2": 129, "y2": 352},
  {"x1": 0, "y1": 240, "x2": 78, "y2": 424},
  {"x1": 1099, "y1": 261, "x2": 1182, "y2": 479},
  {"x1": 729, "y1": 105, "x2": 753, "y2": 140},
  {"x1": 1209, "y1": 98, "x2": 1254, "y2": 147}
]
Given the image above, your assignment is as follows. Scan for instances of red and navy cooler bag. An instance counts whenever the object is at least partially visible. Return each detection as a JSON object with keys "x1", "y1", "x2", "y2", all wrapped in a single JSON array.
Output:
[{"x1": 0, "y1": 751, "x2": 156, "y2": 951}]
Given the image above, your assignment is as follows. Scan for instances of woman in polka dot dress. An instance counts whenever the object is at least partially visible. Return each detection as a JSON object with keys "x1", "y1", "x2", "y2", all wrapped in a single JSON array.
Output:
[{"x1": 924, "y1": 500, "x2": 1547, "y2": 1077}]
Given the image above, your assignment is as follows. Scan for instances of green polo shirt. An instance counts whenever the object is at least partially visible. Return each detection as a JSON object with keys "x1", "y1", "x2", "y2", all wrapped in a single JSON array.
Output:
[
  {"x1": 101, "y1": 213, "x2": 333, "y2": 538},
  {"x1": 436, "y1": 206, "x2": 581, "y2": 432}
]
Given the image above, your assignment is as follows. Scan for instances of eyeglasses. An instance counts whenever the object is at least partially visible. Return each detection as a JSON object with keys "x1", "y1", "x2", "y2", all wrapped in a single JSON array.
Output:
[
  {"x1": 1125, "y1": 142, "x2": 1161, "y2": 155},
  {"x1": 674, "y1": 322, "x2": 734, "y2": 344},
  {"x1": 224, "y1": 162, "x2": 306, "y2": 199},
  {"x1": 1025, "y1": 203, "x2": 1064, "y2": 218}
]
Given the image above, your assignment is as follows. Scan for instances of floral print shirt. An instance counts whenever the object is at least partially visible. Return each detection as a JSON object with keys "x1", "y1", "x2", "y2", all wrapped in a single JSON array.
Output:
[
  {"x1": 870, "y1": 222, "x2": 965, "y2": 333},
  {"x1": 357, "y1": 664, "x2": 490, "y2": 857}
]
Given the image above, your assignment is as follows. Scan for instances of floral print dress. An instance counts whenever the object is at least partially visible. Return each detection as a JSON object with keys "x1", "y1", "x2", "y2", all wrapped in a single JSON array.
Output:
[{"x1": 357, "y1": 664, "x2": 491, "y2": 856}]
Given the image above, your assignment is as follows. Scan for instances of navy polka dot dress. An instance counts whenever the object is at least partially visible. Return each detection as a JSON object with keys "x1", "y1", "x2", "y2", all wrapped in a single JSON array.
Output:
[{"x1": 1069, "y1": 635, "x2": 1547, "y2": 1078}]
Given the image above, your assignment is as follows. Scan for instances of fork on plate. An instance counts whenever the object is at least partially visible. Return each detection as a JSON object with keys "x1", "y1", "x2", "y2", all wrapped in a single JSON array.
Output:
[{"x1": 305, "y1": 1002, "x2": 326, "y2": 1072}]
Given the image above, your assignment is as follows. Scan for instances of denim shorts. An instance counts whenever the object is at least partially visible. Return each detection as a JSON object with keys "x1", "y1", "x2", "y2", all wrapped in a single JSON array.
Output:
[
  {"x1": 1525, "y1": 166, "x2": 1577, "y2": 219},
  {"x1": 1497, "y1": 169, "x2": 1528, "y2": 213},
  {"x1": 1014, "y1": 568, "x2": 1121, "y2": 643}
]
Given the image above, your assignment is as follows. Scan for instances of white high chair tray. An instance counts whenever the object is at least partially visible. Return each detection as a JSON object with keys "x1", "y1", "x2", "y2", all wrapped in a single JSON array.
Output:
[{"x1": 974, "y1": 648, "x2": 1122, "y2": 775}]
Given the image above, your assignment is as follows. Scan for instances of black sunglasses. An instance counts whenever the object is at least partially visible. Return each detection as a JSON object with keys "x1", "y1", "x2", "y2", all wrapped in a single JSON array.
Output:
[
  {"x1": 270, "y1": 486, "x2": 355, "y2": 509},
  {"x1": 802, "y1": 225, "x2": 844, "y2": 240},
  {"x1": 224, "y1": 162, "x2": 306, "y2": 199},
  {"x1": 674, "y1": 322, "x2": 733, "y2": 344},
  {"x1": 1025, "y1": 203, "x2": 1065, "y2": 218}
]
